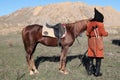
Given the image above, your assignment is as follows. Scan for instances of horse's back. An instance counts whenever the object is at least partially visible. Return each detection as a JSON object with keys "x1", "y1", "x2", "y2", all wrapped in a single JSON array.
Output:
[
  {"x1": 23, "y1": 24, "x2": 42, "y2": 31},
  {"x1": 22, "y1": 24, "x2": 42, "y2": 34}
]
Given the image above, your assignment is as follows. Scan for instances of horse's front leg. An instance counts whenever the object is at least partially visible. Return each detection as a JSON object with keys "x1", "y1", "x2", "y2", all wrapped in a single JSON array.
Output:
[{"x1": 59, "y1": 46, "x2": 69, "y2": 74}]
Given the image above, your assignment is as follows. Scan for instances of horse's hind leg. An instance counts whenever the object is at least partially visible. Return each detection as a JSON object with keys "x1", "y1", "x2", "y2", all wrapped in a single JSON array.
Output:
[
  {"x1": 25, "y1": 43, "x2": 39, "y2": 75},
  {"x1": 26, "y1": 53, "x2": 39, "y2": 75}
]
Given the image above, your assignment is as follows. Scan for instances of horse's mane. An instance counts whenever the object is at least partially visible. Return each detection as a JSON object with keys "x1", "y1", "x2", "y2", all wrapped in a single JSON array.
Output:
[{"x1": 64, "y1": 18, "x2": 91, "y2": 38}]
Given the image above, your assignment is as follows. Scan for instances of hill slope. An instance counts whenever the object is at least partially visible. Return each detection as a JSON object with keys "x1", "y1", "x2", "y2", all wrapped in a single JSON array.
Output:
[{"x1": 0, "y1": 2, "x2": 120, "y2": 27}]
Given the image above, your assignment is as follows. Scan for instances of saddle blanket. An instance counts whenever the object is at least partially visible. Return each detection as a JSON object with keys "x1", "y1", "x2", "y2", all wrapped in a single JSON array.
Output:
[
  {"x1": 42, "y1": 25, "x2": 66, "y2": 38},
  {"x1": 42, "y1": 25, "x2": 56, "y2": 37}
]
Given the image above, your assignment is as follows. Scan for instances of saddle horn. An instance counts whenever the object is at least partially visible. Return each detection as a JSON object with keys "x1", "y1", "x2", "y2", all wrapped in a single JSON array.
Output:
[
  {"x1": 46, "y1": 23, "x2": 54, "y2": 28},
  {"x1": 46, "y1": 23, "x2": 62, "y2": 28}
]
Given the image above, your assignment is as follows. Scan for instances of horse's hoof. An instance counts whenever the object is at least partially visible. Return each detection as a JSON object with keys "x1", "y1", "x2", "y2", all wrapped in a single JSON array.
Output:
[
  {"x1": 34, "y1": 69, "x2": 39, "y2": 74},
  {"x1": 30, "y1": 70, "x2": 34, "y2": 75},
  {"x1": 59, "y1": 70, "x2": 69, "y2": 75}
]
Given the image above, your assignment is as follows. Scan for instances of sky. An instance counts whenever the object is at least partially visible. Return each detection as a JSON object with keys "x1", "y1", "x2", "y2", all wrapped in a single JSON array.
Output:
[{"x1": 0, "y1": 0, "x2": 120, "y2": 16}]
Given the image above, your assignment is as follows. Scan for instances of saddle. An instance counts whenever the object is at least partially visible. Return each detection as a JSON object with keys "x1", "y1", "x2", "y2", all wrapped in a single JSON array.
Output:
[{"x1": 46, "y1": 23, "x2": 66, "y2": 46}]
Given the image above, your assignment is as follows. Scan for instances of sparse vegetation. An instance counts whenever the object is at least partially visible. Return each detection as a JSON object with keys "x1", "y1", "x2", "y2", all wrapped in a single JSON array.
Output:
[
  {"x1": 0, "y1": 2, "x2": 120, "y2": 80},
  {"x1": 0, "y1": 27, "x2": 119, "y2": 80}
]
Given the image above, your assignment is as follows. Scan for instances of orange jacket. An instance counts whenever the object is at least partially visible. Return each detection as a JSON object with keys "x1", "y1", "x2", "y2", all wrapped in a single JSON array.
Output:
[
  {"x1": 86, "y1": 21, "x2": 108, "y2": 58},
  {"x1": 86, "y1": 21, "x2": 108, "y2": 37}
]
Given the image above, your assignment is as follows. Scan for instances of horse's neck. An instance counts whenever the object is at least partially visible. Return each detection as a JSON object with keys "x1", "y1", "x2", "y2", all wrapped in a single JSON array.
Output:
[
  {"x1": 65, "y1": 20, "x2": 88, "y2": 38},
  {"x1": 73, "y1": 20, "x2": 87, "y2": 38}
]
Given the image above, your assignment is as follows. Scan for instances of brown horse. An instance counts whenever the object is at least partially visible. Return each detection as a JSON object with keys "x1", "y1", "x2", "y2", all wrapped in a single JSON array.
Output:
[{"x1": 22, "y1": 19, "x2": 91, "y2": 75}]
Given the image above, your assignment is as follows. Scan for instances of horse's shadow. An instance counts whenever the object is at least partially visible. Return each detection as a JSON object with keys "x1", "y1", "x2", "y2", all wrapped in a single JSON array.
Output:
[{"x1": 35, "y1": 51, "x2": 89, "y2": 70}]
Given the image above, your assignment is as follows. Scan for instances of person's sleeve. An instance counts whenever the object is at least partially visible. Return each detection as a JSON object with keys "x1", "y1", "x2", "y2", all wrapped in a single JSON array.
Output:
[{"x1": 100, "y1": 24, "x2": 108, "y2": 36}]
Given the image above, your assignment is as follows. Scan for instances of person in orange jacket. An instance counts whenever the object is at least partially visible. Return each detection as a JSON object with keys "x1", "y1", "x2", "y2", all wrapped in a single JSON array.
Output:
[{"x1": 86, "y1": 8, "x2": 108, "y2": 77}]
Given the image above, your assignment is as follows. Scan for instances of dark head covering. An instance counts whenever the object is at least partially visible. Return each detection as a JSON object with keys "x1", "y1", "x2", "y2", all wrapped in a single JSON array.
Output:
[{"x1": 91, "y1": 8, "x2": 104, "y2": 22}]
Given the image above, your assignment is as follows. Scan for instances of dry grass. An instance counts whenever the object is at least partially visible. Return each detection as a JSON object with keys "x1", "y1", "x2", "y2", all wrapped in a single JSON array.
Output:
[{"x1": 0, "y1": 27, "x2": 119, "y2": 80}]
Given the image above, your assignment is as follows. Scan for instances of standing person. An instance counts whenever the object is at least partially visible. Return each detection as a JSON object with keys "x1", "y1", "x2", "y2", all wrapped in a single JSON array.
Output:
[{"x1": 86, "y1": 8, "x2": 108, "y2": 77}]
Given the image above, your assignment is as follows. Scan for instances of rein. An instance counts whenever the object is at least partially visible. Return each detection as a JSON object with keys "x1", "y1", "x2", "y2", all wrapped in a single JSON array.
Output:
[
  {"x1": 76, "y1": 38, "x2": 88, "y2": 67},
  {"x1": 74, "y1": 20, "x2": 88, "y2": 66}
]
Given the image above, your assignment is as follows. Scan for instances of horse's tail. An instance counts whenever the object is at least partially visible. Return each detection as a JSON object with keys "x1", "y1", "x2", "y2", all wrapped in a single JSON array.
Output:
[
  {"x1": 21, "y1": 27, "x2": 28, "y2": 52},
  {"x1": 21, "y1": 27, "x2": 26, "y2": 40}
]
